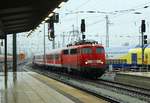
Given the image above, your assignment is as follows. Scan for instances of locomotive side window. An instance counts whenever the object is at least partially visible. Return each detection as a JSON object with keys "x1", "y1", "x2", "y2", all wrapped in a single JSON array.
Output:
[
  {"x1": 55, "y1": 54, "x2": 59, "y2": 60},
  {"x1": 46, "y1": 55, "x2": 52, "y2": 60},
  {"x1": 96, "y1": 48, "x2": 104, "y2": 53},
  {"x1": 63, "y1": 49, "x2": 69, "y2": 55},
  {"x1": 81, "y1": 48, "x2": 92, "y2": 54},
  {"x1": 70, "y1": 49, "x2": 77, "y2": 54}
]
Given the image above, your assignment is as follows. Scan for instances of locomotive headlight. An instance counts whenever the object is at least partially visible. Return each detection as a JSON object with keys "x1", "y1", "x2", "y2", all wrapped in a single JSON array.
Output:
[
  {"x1": 97, "y1": 60, "x2": 103, "y2": 64},
  {"x1": 85, "y1": 60, "x2": 92, "y2": 64},
  {"x1": 97, "y1": 60, "x2": 101, "y2": 63}
]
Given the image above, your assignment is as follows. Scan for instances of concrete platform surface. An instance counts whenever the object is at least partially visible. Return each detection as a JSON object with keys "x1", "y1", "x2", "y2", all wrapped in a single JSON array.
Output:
[
  {"x1": 119, "y1": 72, "x2": 150, "y2": 78},
  {"x1": 115, "y1": 72, "x2": 150, "y2": 89},
  {"x1": 0, "y1": 72, "x2": 75, "y2": 103}
]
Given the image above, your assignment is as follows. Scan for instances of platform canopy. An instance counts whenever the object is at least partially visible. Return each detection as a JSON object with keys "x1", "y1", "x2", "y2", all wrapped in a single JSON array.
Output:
[{"x1": 0, "y1": 0, "x2": 67, "y2": 39}]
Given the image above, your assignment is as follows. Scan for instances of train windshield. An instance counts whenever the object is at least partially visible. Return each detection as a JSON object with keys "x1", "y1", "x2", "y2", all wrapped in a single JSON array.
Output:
[
  {"x1": 96, "y1": 47, "x2": 104, "y2": 53},
  {"x1": 81, "y1": 48, "x2": 92, "y2": 54}
]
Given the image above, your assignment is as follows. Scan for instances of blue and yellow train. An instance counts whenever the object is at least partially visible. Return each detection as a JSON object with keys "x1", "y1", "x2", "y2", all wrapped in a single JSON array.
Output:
[{"x1": 106, "y1": 44, "x2": 150, "y2": 69}]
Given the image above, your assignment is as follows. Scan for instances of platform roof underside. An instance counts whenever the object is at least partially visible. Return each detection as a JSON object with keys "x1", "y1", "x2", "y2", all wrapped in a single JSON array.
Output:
[{"x1": 0, "y1": 0, "x2": 64, "y2": 38}]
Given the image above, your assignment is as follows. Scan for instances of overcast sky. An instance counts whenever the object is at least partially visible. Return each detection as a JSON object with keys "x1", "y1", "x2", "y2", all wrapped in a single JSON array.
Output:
[
  {"x1": 3, "y1": 0, "x2": 150, "y2": 56},
  {"x1": 55, "y1": 0, "x2": 150, "y2": 46}
]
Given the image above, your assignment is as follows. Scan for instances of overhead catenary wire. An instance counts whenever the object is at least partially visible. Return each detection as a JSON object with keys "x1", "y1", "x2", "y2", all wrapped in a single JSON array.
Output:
[
  {"x1": 59, "y1": 1, "x2": 150, "y2": 27},
  {"x1": 73, "y1": 0, "x2": 92, "y2": 11},
  {"x1": 41, "y1": 1, "x2": 150, "y2": 46}
]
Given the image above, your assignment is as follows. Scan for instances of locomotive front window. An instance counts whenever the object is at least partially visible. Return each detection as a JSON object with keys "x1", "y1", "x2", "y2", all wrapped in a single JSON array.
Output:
[
  {"x1": 81, "y1": 48, "x2": 92, "y2": 54},
  {"x1": 96, "y1": 48, "x2": 104, "y2": 53},
  {"x1": 70, "y1": 49, "x2": 77, "y2": 54},
  {"x1": 63, "y1": 50, "x2": 69, "y2": 55},
  {"x1": 55, "y1": 54, "x2": 59, "y2": 60}
]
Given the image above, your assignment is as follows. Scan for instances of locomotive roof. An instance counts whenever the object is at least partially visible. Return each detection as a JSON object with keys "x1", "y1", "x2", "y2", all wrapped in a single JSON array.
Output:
[
  {"x1": 45, "y1": 43, "x2": 103, "y2": 55},
  {"x1": 66, "y1": 39, "x2": 103, "y2": 48},
  {"x1": 67, "y1": 43, "x2": 103, "y2": 48},
  {"x1": 35, "y1": 40, "x2": 104, "y2": 55},
  {"x1": 67, "y1": 40, "x2": 100, "y2": 46}
]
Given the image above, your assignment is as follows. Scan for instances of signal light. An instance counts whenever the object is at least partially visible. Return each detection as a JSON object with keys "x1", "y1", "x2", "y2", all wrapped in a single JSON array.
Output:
[
  {"x1": 54, "y1": 13, "x2": 59, "y2": 23},
  {"x1": 144, "y1": 35, "x2": 147, "y2": 44},
  {"x1": 141, "y1": 20, "x2": 146, "y2": 33},
  {"x1": 81, "y1": 19, "x2": 85, "y2": 32},
  {"x1": 82, "y1": 34, "x2": 85, "y2": 40},
  {"x1": 48, "y1": 19, "x2": 55, "y2": 38}
]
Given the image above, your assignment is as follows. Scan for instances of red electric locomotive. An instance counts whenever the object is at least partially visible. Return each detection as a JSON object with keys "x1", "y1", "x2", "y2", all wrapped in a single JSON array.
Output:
[{"x1": 33, "y1": 40, "x2": 106, "y2": 78}]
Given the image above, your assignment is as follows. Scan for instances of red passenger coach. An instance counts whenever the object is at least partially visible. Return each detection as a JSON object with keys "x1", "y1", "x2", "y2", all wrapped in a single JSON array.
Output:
[
  {"x1": 45, "y1": 49, "x2": 62, "y2": 67},
  {"x1": 33, "y1": 55, "x2": 44, "y2": 66},
  {"x1": 33, "y1": 40, "x2": 106, "y2": 78}
]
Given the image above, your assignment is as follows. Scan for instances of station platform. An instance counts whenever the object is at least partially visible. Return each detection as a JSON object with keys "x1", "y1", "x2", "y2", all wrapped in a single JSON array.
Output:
[
  {"x1": 0, "y1": 72, "x2": 75, "y2": 103},
  {"x1": 0, "y1": 71, "x2": 106, "y2": 103},
  {"x1": 115, "y1": 72, "x2": 150, "y2": 89}
]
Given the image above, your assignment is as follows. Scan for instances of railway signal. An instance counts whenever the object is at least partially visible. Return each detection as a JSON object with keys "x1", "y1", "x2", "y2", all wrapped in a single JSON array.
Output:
[
  {"x1": 48, "y1": 13, "x2": 59, "y2": 40},
  {"x1": 141, "y1": 20, "x2": 146, "y2": 33},
  {"x1": 48, "y1": 18, "x2": 55, "y2": 39},
  {"x1": 53, "y1": 13, "x2": 59, "y2": 23},
  {"x1": 81, "y1": 19, "x2": 86, "y2": 40},
  {"x1": 144, "y1": 35, "x2": 147, "y2": 44},
  {"x1": 141, "y1": 20, "x2": 146, "y2": 69},
  {"x1": 81, "y1": 19, "x2": 85, "y2": 32}
]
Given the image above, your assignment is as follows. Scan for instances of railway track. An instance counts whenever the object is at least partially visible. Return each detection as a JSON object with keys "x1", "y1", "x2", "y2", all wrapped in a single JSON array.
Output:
[
  {"x1": 25, "y1": 64, "x2": 150, "y2": 103},
  {"x1": 95, "y1": 79, "x2": 150, "y2": 102}
]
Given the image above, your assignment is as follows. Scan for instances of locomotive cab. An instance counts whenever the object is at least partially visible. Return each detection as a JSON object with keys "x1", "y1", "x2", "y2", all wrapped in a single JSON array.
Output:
[
  {"x1": 65, "y1": 40, "x2": 106, "y2": 78},
  {"x1": 79, "y1": 46, "x2": 105, "y2": 66},
  {"x1": 78, "y1": 44, "x2": 106, "y2": 77}
]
